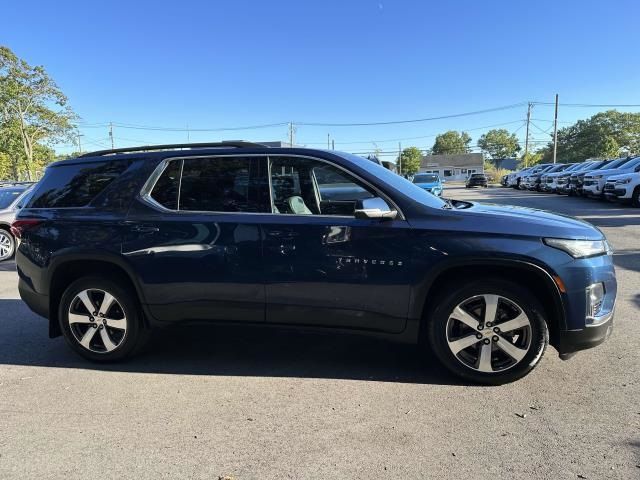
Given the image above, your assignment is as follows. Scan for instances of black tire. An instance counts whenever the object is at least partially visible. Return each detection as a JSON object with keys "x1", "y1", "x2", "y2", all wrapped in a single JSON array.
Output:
[
  {"x1": 58, "y1": 276, "x2": 149, "y2": 362},
  {"x1": 631, "y1": 186, "x2": 640, "y2": 208},
  {"x1": 0, "y1": 228, "x2": 16, "y2": 262},
  {"x1": 426, "y1": 278, "x2": 549, "y2": 385}
]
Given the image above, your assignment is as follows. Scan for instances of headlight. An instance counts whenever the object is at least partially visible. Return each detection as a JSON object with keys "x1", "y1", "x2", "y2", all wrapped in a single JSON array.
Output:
[
  {"x1": 615, "y1": 177, "x2": 632, "y2": 184},
  {"x1": 543, "y1": 238, "x2": 612, "y2": 258}
]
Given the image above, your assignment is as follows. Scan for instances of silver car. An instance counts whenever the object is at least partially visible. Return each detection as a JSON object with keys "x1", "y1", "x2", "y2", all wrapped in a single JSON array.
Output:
[{"x1": 0, "y1": 184, "x2": 34, "y2": 261}]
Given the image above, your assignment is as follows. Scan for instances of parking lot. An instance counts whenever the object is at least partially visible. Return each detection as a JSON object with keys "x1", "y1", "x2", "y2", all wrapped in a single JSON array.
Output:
[{"x1": 0, "y1": 185, "x2": 638, "y2": 479}]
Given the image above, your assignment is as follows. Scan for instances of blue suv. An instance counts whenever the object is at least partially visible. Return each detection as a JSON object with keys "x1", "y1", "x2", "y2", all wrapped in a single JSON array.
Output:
[
  {"x1": 412, "y1": 173, "x2": 444, "y2": 196},
  {"x1": 13, "y1": 142, "x2": 616, "y2": 384}
]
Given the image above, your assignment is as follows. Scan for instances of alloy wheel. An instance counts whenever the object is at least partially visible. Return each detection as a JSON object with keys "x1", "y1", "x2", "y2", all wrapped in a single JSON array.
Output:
[
  {"x1": 0, "y1": 231, "x2": 14, "y2": 261},
  {"x1": 446, "y1": 294, "x2": 532, "y2": 373},
  {"x1": 68, "y1": 289, "x2": 128, "y2": 353}
]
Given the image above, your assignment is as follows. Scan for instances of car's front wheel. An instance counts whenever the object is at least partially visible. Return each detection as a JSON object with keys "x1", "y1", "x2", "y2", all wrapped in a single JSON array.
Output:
[
  {"x1": 631, "y1": 186, "x2": 640, "y2": 208},
  {"x1": 427, "y1": 279, "x2": 548, "y2": 385},
  {"x1": 59, "y1": 277, "x2": 148, "y2": 361},
  {"x1": 0, "y1": 229, "x2": 15, "y2": 262}
]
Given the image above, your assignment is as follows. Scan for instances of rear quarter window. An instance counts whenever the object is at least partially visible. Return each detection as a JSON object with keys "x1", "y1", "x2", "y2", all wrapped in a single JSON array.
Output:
[{"x1": 29, "y1": 160, "x2": 132, "y2": 208}]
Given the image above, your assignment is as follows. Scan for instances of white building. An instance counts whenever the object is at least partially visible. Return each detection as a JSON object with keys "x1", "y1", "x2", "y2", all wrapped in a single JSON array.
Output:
[{"x1": 419, "y1": 153, "x2": 484, "y2": 181}]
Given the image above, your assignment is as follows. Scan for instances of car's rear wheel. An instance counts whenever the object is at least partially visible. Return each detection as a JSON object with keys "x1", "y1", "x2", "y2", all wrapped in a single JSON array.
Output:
[
  {"x1": 59, "y1": 277, "x2": 147, "y2": 361},
  {"x1": 427, "y1": 279, "x2": 548, "y2": 385},
  {"x1": 0, "y1": 229, "x2": 15, "y2": 262}
]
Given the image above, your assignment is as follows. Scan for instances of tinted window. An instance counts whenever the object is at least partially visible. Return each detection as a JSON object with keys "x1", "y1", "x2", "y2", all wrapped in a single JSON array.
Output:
[
  {"x1": 270, "y1": 156, "x2": 374, "y2": 215},
  {"x1": 150, "y1": 160, "x2": 181, "y2": 209},
  {"x1": 0, "y1": 188, "x2": 26, "y2": 209},
  {"x1": 333, "y1": 152, "x2": 447, "y2": 209},
  {"x1": 30, "y1": 160, "x2": 131, "y2": 208},
  {"x1": 179, "y1": 157, "x2": 263, "y2": 212}
]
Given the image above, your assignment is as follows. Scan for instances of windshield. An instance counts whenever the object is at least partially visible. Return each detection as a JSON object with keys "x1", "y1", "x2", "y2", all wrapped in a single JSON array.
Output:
[
  {"x1": 413, "y1": 174, "x2": 439, "y2": 183},
  {"x1": 604, "y1": 158, "x2": 631, "y2": 170},
  {"x1": 336, "y1": 152, "x2": 447, "y2": 209},
  {"x1": 0, "y1": 188, "x2": 26, "y2": 209}
]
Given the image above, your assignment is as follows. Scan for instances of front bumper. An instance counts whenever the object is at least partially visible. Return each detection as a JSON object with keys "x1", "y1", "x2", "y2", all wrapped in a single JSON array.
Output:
[
  {"x1": 552, "y1": 253, "x2": 616, "y2": 355},
  {"x1": 556, "y1": 312, "x2": 614, "y2": 355}
]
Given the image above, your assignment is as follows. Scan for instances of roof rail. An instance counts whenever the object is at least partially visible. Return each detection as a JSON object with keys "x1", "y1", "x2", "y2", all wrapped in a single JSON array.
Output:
[{"x1": 77, "y1": 141, "x2": 269, "y2": 158}]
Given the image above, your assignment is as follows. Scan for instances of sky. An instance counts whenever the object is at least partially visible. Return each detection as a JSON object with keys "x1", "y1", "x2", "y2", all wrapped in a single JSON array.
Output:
[{"x1": 2, "y1": 0, "x2": 640, "y2": 159}]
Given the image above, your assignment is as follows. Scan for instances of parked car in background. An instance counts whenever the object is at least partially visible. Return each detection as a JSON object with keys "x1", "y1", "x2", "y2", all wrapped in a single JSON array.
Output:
[
  {"x1": 583, "y1": 157, "x2": 640, "y2": 199},
  {"x1": 465, "y1": 173, "x2": 488, "y2": 188},
  {"x1": 525, "y1": 164, "x2": 566, "y2": 191},
  {"x1": 507, "y1": 167, "x2": 532, "y2": 188},
  {"x1": 0, "y1": 183, "x2": 35, "y2": 261},
  {"x1": 554, "y1": 162, "x2": 597, "y2": 195},
  {"x1": 569, "y1": 160, "x2": 614, "y2": 196},
  {"x1": 604, "y1": 170, "x2": 640, "y2": 207},
  {"x1": 412, "y1": 173, "x2": 444, "y2": 196},
  {"x1": 13, "y1": 142, "x2": 617, "y2": 384},
  {"x1": 500, "y1": 174, "x2": 509, "y2": 187},
  {"x1": 540, "y1": 163, "x2": 580, "y2": 193}
]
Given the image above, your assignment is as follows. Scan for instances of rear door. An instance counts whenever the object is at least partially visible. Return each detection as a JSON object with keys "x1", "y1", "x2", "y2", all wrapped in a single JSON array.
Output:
[
  {"x1": 262, "y1": 155, "x2": 412, "y2": 334},
  {"x1": 123, "y1": 155, "x2": 269, "y2": 323}
]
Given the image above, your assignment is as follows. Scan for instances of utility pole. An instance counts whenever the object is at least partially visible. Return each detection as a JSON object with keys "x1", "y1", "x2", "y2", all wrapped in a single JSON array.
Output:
[
  {"x1": 187, "y1": 124, "x2": 190, "y2": 143},
  {"x1": 331, "y1": 140, "x2": 335, "y2": 150},
  {"x1": 289, "y1": 122, "x2": 295, "y2": 147},
  {"x1": 524, "y1": 102, "x2": 532, "y2": 166},
  {"x1": 398, "y1": 142, "x2": 402, "y2": 176},
  {"x1": 77, "y1": 132, "x2": 83, "y2": 154},
  {"x1": 109, "y1": 122, "x2": 114, "y2": 150},
  {"x1": 327, "y1": 133, "x2": 330, "y2": 149},
  {"x1": 552, "y1": 94, "x2": 559, "y2": 164}
]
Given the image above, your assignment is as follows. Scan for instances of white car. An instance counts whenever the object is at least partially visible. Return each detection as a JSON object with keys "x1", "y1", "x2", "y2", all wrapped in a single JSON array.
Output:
[
  {"x1": 0, "y1": 184, "x2": 35, "y2": 261},
  {"x1": 603, "y1": 171, "x2": 640, "y2": 207},
  {"x1": 583, "y1": 157, "x2": 640, "y2": 198}
]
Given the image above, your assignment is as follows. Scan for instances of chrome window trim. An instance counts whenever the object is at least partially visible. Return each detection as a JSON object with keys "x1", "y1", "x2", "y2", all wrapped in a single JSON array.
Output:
[{"x1": 140, "y1": 153, "x2": 405, "y2": 220}]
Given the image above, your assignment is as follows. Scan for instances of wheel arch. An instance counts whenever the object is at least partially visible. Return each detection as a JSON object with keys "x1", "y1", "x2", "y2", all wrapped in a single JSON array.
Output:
[
  {"x1": 413, "y1": 259, "x2": 566, "y2": 347},
  {"x1": 47, "y1": 252, "x2": 149, "y2": 337}
]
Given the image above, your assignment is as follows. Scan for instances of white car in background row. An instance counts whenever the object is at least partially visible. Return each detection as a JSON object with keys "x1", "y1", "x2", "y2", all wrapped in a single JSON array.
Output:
[
  {"x1": 0, "y1": 183, "x2": 35, "y2": 261},
  {"x1": 583, "y1": 157, "x2": 640, "y2": 198},
  {"x1": 604, "y1": 170, "x2": 640, "y2": 207}
]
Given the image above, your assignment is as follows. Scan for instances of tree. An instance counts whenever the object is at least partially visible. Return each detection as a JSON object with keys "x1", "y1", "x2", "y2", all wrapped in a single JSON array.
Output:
[
  {"x1": 431, "y1": 130, "x2": 472, "y2": 155},
  {"x1": 540, "y1": 110, "x2": 640, "y2": 163},
  {"x1": 0, "y1": 46, "x2": 76, "y2": 180},
  {"x1": 519, "y1": 150, "x2": 544, "y2": 168},
  {"x1": 477, "y1": 128, "x2": 521, "y2": 160},
  {"x1": 397, "y1": 146, "x2": 422, "y2": 176}
]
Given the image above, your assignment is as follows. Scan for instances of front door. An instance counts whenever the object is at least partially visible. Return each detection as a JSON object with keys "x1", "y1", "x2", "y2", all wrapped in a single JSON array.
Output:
[
  {"x1": 262, "y1": 155, "x2": 412, "y2": 333},
  {"x1": 122, "y1": 155, "x2": 269, "y2": 323}
]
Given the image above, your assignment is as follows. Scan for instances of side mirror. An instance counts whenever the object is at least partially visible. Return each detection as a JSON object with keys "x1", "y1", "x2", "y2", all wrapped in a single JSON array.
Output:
[
  {"x1": 354, "y1": 197, "x2": 397, "y2": 220},
  {"x1": 635, "y1": 165, "x2": 640, "y2": 172}
]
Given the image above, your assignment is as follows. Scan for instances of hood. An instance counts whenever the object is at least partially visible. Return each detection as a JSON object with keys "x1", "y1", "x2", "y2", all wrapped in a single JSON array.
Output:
[
  {"x1": 606, "y1": 172, "x2": 638, "y2": 181},
  {"x1": 411, "y1": 202, "x2": 603, "y2": 240},
  {"x1": 585, "y1": 167, "x2": 634, "y2": 178}
]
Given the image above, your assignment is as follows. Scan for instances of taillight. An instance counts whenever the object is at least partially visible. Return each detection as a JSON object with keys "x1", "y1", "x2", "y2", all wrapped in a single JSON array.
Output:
[{"x1": 10, "y1": 219, "x2": 42, "y2": 239}]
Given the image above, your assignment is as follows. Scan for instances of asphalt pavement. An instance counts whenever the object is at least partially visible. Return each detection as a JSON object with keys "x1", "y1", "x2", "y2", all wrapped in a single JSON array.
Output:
[{"x1": 0, "y1": 185, "x2": 638, "y2": 479}]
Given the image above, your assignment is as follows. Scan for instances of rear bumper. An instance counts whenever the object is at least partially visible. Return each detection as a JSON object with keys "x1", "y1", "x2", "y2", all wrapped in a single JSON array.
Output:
[{"x1": 18, "y1": 277, "x2": 49, "y2": 319}]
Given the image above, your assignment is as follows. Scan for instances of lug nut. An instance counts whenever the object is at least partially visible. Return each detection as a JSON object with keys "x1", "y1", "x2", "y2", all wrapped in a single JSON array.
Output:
[
  {"x1": 492, "y1": 336, "x2": 499, "y2": 342},
  {"x1": 93, "y1": 312, "x2": 98, "y2": 316},
  {"x1": 476, "y1": 333, "x2": 483, "y2": 339},
  {"x1": 99, "y1": 325, "x2": 104, "y2": 329},
  {"x1": 483, "y1": 338, "x2": 491, "y2": 345},
  {"x1": 493, "y1": 327, "x2": 500, "y2": 333},
  {"x1": 92, "y1": 324, "x2": 98, "y2": 329},
  {"x1": 486, "y1": 322, "x2": 493, "y2": 327},
  {"x1": 89, "y1": 317, "x2": 94, "y2": 322},
  {"x1": 477, "y1": 324, "x2": 484, "y2": 330}
]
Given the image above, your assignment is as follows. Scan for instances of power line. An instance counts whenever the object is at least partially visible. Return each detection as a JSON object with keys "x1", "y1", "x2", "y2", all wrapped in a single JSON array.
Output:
[
  {"x1": 296, "y1": 103, "x2": 528, "y2": 127},
  {"x1": 532, "y1": 102, "x2": 640, "y2": 108}
]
